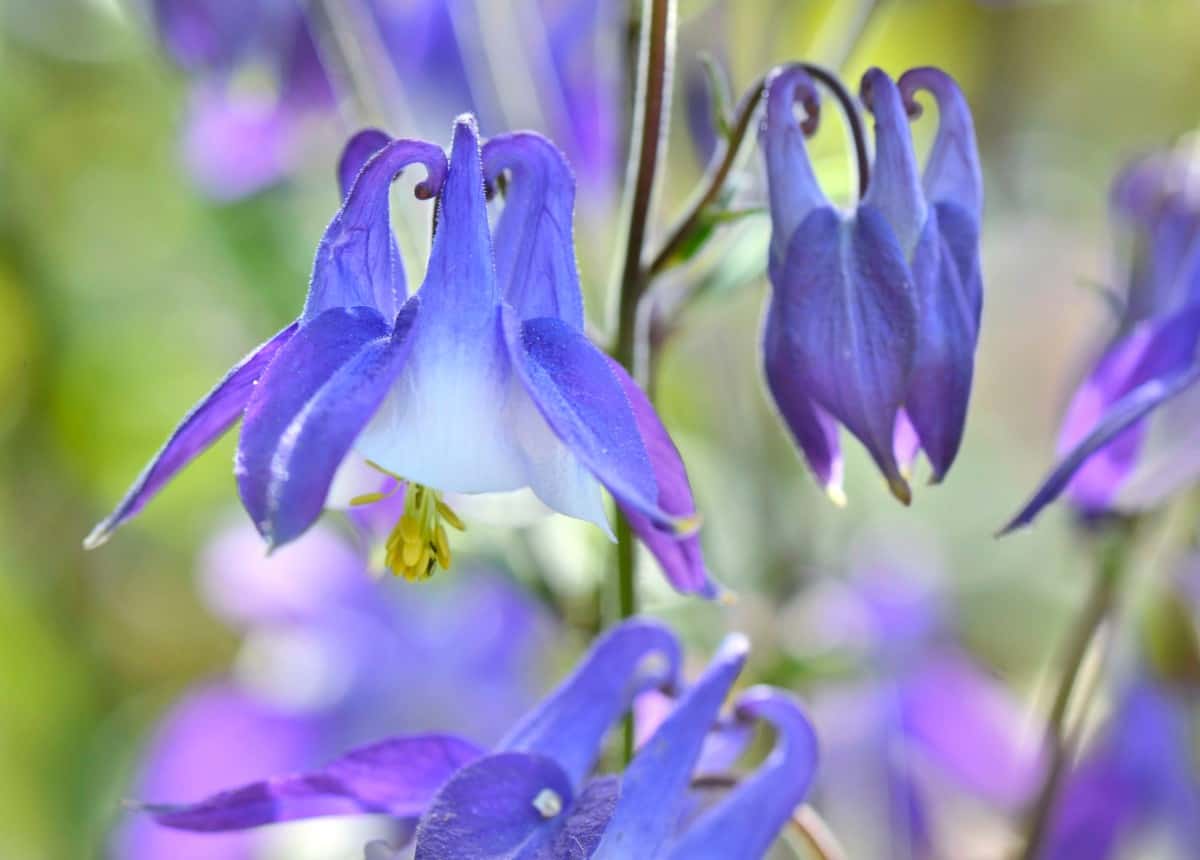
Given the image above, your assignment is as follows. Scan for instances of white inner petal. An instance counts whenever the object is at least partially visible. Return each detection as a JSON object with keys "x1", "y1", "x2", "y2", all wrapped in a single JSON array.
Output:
[{"x1": 354, "y1": 315, "x2": 610, "y2": 532}]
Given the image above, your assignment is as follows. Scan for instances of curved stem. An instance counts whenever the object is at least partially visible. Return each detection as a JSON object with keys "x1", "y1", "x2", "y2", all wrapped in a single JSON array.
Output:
[{"x1": 1016, "y1": 530, "x2": 1132, "y2": 860}]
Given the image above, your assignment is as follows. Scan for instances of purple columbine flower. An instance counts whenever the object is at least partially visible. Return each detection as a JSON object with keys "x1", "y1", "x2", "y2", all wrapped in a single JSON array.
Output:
[
  {"x1": 135, "y1": 619, "x2": 818, "y2": 859},
  {"x1": 1002, "y1": 144, "x2": 1200, "y2": 533},
  {"x1": 85, "y1": 117, "x2": 713, "y2": 595},
  {"x1": 759, "y1": 65, "x2": 983, "y2": 505},
  {"x1": 115, "y1": 521, "x2": 557, "y2": 859},
  {"x1": 1042, "y1": 676, "x2": 1200, "y2": 859},
  {"x1": 795, "y1": 560, "x2": 1040, "y2": 858}
]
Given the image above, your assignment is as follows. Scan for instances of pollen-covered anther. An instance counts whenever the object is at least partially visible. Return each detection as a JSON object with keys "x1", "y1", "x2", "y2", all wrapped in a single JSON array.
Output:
[
  {"x1": 384, "y1": 483, "x2": 465, "y2": 580},
  {"x1": 531, "y1": 788, "x2": 562, "y2": 819}
]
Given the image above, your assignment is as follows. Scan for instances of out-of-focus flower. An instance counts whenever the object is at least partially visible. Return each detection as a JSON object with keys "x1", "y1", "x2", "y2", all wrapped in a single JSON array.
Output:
[
  {"x1": 86, "y1": 119, "x2": 712, "y2": 595},
  {"x1": 115, "y1": 521, "x2": 556, "y2": 859},
  {"x1": 1003, "y1": 140, "x2": 1200, "y2": 533},
  {"x1": 138, "y1": 619, "x2": 819, "y2": 860},
  {"x1": 759, "y1": 65, "x2": 982, "y2": 505},
  {"x1": 1042, "y1": 676, "x2": 1200, "y2": 860},
  {"x1": 791, "y1": 560, "x2": 1040, "y2": 859},
  {"x1": 152, "y1": 0, "x2": 622, "y2": 199}
]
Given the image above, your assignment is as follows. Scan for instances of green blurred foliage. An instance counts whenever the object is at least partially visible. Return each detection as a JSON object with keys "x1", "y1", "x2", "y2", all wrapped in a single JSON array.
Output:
[{"x1": 1, "y1": 0, "x2": 1200, "y2": 856}]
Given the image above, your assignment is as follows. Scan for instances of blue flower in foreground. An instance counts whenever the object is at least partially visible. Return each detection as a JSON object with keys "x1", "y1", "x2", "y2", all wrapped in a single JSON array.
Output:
[
  {"x1": 760, "y1": 65, "x2": 982, "y2": 504},
  {"x1": 116, "y1": 522, "x2": 555, "y2": 859},
  {"x1": 138, "y1": 619, "x2": 818, "y2": 860},
  {"x1": 1042, "y1": 676, "x2": 1200, "y2": 859},
  {"x1": 1002, "y1": 145, "x2": 1200, "y2": 533},
  {"x1": 86, "y1": 117, "x2": 712, "y2": 595}
]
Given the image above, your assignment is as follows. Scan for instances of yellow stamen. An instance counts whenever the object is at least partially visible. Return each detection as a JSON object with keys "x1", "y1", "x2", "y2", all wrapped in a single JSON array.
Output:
[{"x1": 382, "y1": 482, "x2": 465, "y2": 580}]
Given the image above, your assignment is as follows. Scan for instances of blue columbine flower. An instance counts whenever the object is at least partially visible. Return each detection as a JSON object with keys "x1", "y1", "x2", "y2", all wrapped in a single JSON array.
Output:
[
  {"x1": 759, "y1": 65, "x2": 983, "y2": 504},
  {"x1": 115, "y1": 521, "x2": 556, "y2": 858},
  {"x1": 1002, "y1": 144, "x2": 1200, "y2": 533},
  {"x1": 136, "y1": 619, "x2": 818, "y2": 860},
  {"x1": 85, "y1": 117, "x2": 712, "y2": 595}
]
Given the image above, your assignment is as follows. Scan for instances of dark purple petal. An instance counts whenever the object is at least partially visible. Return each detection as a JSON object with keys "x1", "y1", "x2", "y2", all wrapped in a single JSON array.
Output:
[
  {"x1": 899, "y1": 653, "x2": 1042, "y2": 809},
  {"x1": 116, "y1": 683, "x2": 320, "y2": 860},
  {"x1": 305, "y1": 139, "x2": 446, "y2": 323},
  {"x1": 499, "y1": 619, "x2": 681, "y2": 789},
  {"x1": 418, "y1": 116, "x2": 498, "y2": 328},
  {"x1": 604, "y1": 357, "x2": 715, "y2": 596},
  {"x1": 665, "y1": 687, "x2": 819, "y2": 859},
  {"x1": 905, "y1": 209, "x2": 979, "y2": 478},
  {"x1": 338, "y1": 129, "x2": 392, "y2": 202},
  {"x1": 1000, "y1": 360, "x2": 1200, "y2": 534},
  {"x1": 507, "y1": 313, "x2": 678, "y2": 531},
  {"x1": 861, "y1": 68, "x2": 927, "y2": 256},
  {"x1": 482, "y1": 133, "x2": 584, "y2": 329},
  {"x1": 237, "y1": 302, "x2": 419, "y2": 547},
  {"x1": 760, "y1": 65, "x2": 825, "y2": 273},
  {"x1": 593, "y1": 635, "x2": 749, "y2": 858},
  {"x1": 413, "y1": 753, "x2": 617, "y2": 860},
  {"x1": 898, "y1": 67, "x2": 983, "y2": 223},
  {"x1": 763, "y1": 300, "x2": 844, "y2": 501},
  {"x1": 84, "y1": 322, "x2": 297, "y2": 550},
  {"x1": 148, "y1": 734, "x2": 483, "y2": 832},
  {"x1": 770, "y1": 204, "x2": 920, "y2": 501}
]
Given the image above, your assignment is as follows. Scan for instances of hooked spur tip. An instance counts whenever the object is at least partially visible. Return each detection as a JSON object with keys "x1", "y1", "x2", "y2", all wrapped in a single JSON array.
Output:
[
  {"x1": 825, "y1": 484, "x2": 848, "y2": 508},
  {"x1": 82, "y1": 521, "x2": 112, "y2": 551}
]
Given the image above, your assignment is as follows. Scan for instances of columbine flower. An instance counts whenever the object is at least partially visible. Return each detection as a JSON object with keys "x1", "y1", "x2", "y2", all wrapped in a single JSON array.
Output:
[
  {"x1": 789, "y1": 555, "x2": 1040, "y2": 858},
  {"x1": 1043, "y1": 676, "x2": 1200, "y2": 859},
  {"x1": 137, "y1": 619, "x2": 818, "y2": 859},
  {"x1": 759, "y1": 65, "x2": 982, "y2": 504},
  {"x1": 115, "y1": 522, "x2": 556, "y2": 858},
  {"x1": 1002, "y1": 143, "x2": 1200, "y2": 533},
  {"x1": 86, "y1": 117, "x2": 712, "y2": 595}
]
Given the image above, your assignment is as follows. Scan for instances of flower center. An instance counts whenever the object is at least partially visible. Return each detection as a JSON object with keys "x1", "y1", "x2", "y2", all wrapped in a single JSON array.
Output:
[{"x1": 383, "y1": 483, "x2": 465, "y2": 580}]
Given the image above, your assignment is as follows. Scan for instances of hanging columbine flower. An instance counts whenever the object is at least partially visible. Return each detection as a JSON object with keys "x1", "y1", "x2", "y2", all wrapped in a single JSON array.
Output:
[
  {"x1": 85, "y1": 117, "x2": 712, "y2": 596},
  {"x1": 135, "y1": 619, "x2": 819, "y2": 860},
  {"x1": 759, "y1": 64, "x2": 983, "y2": 505},
  {"x1": 1001, "y1": 144, "x2": 1200, "y2": 533}
]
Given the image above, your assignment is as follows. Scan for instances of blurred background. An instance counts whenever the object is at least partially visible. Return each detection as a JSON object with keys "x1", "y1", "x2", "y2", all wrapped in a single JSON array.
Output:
[{"x1": 2, "y1": 0, "x2": 1200, "y2": 857}]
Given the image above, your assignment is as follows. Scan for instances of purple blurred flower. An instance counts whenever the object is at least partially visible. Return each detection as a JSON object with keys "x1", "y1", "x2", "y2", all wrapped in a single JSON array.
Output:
[
  {"x1": 1003, "y1": 143, "x2": 1200, "y2": 533},
  {"x1": 799, "y1": 562, "x2": 1041, "y2": 859},
  {"x1": 759, "y1": 65, "x2": 983, "y2": 505},
  {"x1": 1043, "y1": 677, "x2": 1200, "y2": 859},
  {"x1": 137, "y1": 619, "x2": 819, "y2": 859},
  {"x1": 87, "y1": 120, "x2": 712, "y2": 594},
  {"x1": 153, "y1": 0, "x2": 622, "y2": 199},
  {"x1": 115, "y1": 521, "x2": 556, "y2": 858}
]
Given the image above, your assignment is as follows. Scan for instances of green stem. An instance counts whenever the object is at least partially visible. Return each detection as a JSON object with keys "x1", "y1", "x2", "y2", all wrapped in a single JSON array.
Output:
[{"x1": 1016, "y1": 531, "x2": 1131, "y2": 860}]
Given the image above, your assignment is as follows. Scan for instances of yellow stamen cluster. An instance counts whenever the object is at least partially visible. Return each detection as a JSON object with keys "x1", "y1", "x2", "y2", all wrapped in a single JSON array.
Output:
[{"x1": 383, "y1": 483, "x2": 465, "y2": 580}]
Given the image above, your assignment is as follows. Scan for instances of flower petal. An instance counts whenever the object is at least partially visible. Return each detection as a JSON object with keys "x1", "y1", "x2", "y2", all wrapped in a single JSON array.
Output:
[
  {"x1": 338, "y1": 128, "x2": 392, "y2": 201},
  {"x1": 861, "y1": 68, "x2": 927, "y2": 257},
  {"x1": 593, "y1": 635, "x2": 749, "y2": 858},
  {"x1": 237, "y1": 302, "x2": 419, "y2": 547},
  {"x1": 760, "y1": 65, "x2": 826, "y2": 273},
  {"x1": 147, "y1": 734, "x2": 483, "y2": 832},
  {"x1": 508, "y1": 314, "x2": 678, "y2": 530},
  {"x1": 84, "y1": 322, "x2": 298, "y2": 550},
  {"x1": 499, "y1": 619, "x2": 681, "y2": 789},
  {"x1": 898, "y1": 67, "x2": 983, "y2": 222},
  {"x1": 304, "y1": 138, "x2": 446, "y2": 323},
  {"x1": 771, "y1": 204, "x2": 919, "y2": 501},
  {"x1": 1000, "y1": 360, "x2": 1200, "y2": 534},
  {"x1": 762, "y1": 301, "x2": 844, "y2": 501},
  {"x1": 904, "y1": 209, "x2": 978, "y2": 478},
  {"x1": 604, "y1": 357, "x2": 715, "y2": 596},
  {"x1": 482, "y1": 132, "x2": 585, "y2": 329},
  {"x1": 412, "y1": 753, "x2": 618, "y2": 860},
  {"x1": 665, "y1": 687, "x2": 819, "y2": 860}
]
